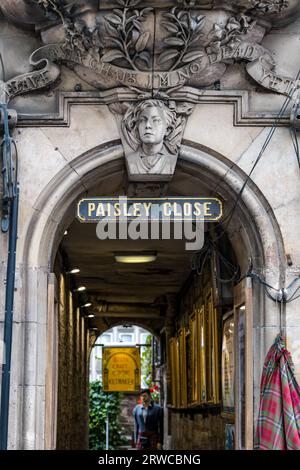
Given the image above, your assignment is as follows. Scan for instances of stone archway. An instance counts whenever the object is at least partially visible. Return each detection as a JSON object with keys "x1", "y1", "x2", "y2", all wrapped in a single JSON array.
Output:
[{"x1": 18, "y1": 140, "x2": 285, "y2": 449}]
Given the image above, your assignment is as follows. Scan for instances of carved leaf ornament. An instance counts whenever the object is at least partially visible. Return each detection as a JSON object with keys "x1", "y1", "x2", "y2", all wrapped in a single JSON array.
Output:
[
  {"x1": 1, "y1": 0, "x2": 300, "y2": 103},
  {"x1": 102, "y1": 0, "x2": 153, "y2": 71},
  {"x1": 159, "y1": 8, "x2": 206, "y2": 70}
]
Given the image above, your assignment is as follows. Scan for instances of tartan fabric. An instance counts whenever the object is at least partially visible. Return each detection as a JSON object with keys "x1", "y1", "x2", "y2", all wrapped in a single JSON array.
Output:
[{"x1": 255, "y1": 334, "x2": 300, "y2": 450}]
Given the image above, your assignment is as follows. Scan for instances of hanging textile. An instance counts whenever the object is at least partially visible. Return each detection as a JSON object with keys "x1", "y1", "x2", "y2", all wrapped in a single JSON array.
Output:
[{"x1": 255, "y1": 334, "x2": 300, "y2": 450}]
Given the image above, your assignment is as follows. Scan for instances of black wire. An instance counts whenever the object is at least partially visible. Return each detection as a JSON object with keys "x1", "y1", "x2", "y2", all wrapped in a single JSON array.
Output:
[
  {"x1": 290, "y1": 122, "x2": 300, "y2": 169},
  {"x1": 190, "y1": 74, "x2": 300, "y2": 290},
  {"x1": 247, "y1": 272, "x2": 279, "y2": 292},
  {"x1": 220, "y1": 94, "x2": 293, "y2": 234},
  {"x1": 191, "y1": 238, "x2": 241, "y2": 283},
  {"x1": 191, "y1": 240, "x2": 212, "y2": 276},
  {"x1": 287, "y1": 292, "x2": 300, "y2": 303},
  {"x1": 192, "y1": 238, "x2": 300, "y2": 302},
  {"x1": 286, "y1": 286, "x2": 300, "y2": 303},
  {"x1": 203, "y1": 72, "x2": 300, "y2": 246}
]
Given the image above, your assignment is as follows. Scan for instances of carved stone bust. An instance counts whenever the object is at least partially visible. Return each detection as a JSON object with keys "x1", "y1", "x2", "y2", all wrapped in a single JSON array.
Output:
[{"x1": 122, "y1": 99, "x2": 178, "y2": 181}]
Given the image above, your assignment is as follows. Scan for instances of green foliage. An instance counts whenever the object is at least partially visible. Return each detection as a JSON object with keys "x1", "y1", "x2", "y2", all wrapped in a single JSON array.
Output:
[
  {"x1": 89, "y1": 381, "x2": 127, "y2": 450},
  {"x1": 141, "y1": 334, "x2": 152, "y2": 387}
]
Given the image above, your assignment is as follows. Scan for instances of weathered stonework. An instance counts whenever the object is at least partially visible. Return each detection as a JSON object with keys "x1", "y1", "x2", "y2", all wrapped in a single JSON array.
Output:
[
  {"x1": 170, "y1": 412, "x2": 225, "y2": 450},
  {"x1": 55, "y1": 269, "x2": 89, "y2": 450},
  {"x1": 0, "y1": 0, "x2": 300, "y2": 451}
]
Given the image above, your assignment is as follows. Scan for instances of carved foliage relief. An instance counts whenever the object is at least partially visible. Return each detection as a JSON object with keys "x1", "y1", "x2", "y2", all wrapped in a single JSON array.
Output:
[
  {"x1": 1, "y1": 0, "x2": 299, "y2": 98},
  {"x1": 0, "y1": 0, "x2": 300, "y2": 180}
]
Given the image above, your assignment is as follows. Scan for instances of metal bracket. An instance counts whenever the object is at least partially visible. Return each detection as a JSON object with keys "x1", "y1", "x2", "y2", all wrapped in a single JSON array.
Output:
[
  {"x1": 290, "y1": 89, "x2": 300, "y2": 131},
  {"x1": 0, "y1": 108, "x2": 17, "y2": 130},
  {"x1": 0, "y1": 104, "x2": 18, "y2": 233}
]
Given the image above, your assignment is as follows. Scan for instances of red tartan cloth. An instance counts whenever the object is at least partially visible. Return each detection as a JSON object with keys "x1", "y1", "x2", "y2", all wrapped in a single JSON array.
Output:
[{"x1": 255, "y1": 335, "x2": 300, "y2": 450}]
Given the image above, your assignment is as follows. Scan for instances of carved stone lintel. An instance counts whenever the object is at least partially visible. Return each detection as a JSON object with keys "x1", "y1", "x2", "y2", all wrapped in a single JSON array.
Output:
[{"x1": 126, "y1": 182, "x2": 169, "y2": 197}]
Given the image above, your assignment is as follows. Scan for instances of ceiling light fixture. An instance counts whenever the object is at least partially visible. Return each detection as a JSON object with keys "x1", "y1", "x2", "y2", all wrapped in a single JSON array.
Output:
[
  {"x1": 87, "y1": 314, "x2": 95, "y2": 318},
  {"x1": 66, "y1": 268, "x2": 80, "y2": 275},
  {"x1": 82, "y1": 302, "x2": 92, "y2": 308},
  {"x1": 75, "y1": 286, "x2": 86, "y2": 292},
  {"x1": 114, "y1": 252, "x2": 157, "y2": 264}
]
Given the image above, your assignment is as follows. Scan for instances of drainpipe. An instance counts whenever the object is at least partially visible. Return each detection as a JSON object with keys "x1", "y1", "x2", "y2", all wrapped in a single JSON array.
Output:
[{"x1": 0, "y1": 102, "x2": 19, "y2": 450}]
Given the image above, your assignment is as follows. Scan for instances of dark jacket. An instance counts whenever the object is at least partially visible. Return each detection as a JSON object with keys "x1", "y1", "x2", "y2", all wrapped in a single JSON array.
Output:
[{"x1": 133, "y1": 402, "x2": 163, "y2": 445}]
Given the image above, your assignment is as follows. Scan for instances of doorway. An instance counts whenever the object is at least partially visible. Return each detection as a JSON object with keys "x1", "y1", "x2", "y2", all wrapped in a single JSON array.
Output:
[{"x1": 20, "y1": 141, "x2": 285, "y2": 449}]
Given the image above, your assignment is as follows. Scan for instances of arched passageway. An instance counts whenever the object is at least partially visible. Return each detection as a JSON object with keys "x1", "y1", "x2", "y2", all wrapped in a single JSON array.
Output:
[
  {"x1": 20, "y1": 141, "x2": 285, "y2": 450},
  {"x1": 89, "y1": 325, "x2": 156, "y2": 450}
]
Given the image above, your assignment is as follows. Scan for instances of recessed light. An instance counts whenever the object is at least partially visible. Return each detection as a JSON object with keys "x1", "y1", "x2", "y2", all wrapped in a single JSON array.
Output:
[
  {"x1": 115, "y1": 252, "x2": 157, "y2": 264},
  {"x1": 82, "y1": 302, "x2": 92, "y2": 308},
  {"x1": 76, "y1": 286, "x2": 86, "y2": 292},
  {"x1": 87, "y1": 314, "x2": 95, "y2": 318},
  {"x1": 67, "y1": 268, "x2": 80, "y2": 274}
]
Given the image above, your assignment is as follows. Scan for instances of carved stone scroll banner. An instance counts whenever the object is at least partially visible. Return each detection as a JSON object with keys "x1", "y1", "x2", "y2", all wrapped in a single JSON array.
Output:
[
  {"x1": 1, "y1": 0, "x2": 300, "y2": 102},
  {"x1": 246, "y1": 57, "x2": 300, "y2": 96},
  {"x1": 5, "y1": 54, "x2": 60, "y2": 101},
  {"x1": 4, "y1": 39, "x2": 299, "y2": 103}
]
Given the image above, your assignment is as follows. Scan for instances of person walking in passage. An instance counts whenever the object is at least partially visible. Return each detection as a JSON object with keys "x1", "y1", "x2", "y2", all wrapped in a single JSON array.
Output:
[{"x1": 133, "y1": 388, "x2": 163, "y2": 450}]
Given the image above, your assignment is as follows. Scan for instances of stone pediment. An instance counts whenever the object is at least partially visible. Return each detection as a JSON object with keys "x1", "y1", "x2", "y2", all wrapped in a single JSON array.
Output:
[
  {"x1": 1, "y1": 0, "x2": 300, "y2": 182},
  {"x1": 1, "y1": 0, "x2": 300, "y2": 103},
  {"x1": 2, "y1": 1, "x2": 299, "y2": 28}
]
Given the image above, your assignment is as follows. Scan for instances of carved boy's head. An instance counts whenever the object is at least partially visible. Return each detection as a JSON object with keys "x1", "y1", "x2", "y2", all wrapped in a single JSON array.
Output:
[{"x1": 122, "y1": 99, "x2": 177, "y2": 153}]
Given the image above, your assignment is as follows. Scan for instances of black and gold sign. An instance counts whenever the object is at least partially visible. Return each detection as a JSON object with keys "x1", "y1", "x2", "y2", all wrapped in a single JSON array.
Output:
[{"x1": 77, "y1": 197, "x2": 223, "y2": 222}]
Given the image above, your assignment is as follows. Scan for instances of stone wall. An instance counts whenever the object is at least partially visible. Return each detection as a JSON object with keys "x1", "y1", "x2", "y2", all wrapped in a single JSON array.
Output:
[
  {"x1": 55, "y1": 270, "x2": 89, "y2": 450},
  {"x1": 119, "y1": 394, "x2": 138, "y2": 449},
  {"x1": 170, "y1": 412, "x2": 225, "y2": 450},
  {"x1": 1, "y1": 0, "x2": 300, "y2": 450}
]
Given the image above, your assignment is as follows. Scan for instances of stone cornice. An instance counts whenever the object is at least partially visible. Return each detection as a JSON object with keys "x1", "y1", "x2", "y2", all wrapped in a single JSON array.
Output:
[{"x1": 16, "y1": 87, "x2": 291, "y2": 127}]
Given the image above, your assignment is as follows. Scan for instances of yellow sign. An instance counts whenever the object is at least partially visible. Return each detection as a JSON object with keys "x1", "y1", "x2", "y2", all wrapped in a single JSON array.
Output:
[{"x1": 102, "y1": 347, "x2": 141, "y2": 392}]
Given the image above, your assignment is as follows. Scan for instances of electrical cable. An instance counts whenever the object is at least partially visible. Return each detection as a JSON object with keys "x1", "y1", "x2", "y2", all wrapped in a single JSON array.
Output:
[
  {"x1": 286, "y1": 286, "x2": 300, "y2": 303},
  {"x1": 200, "y1": 68, "x2": 300, "y2": 249},
  {"x1": 220, "y1": 92, "x2": 293, "y2": 235},
  {"x1": 290, "y1": 121, "x2": 300, "y2": 169},
  {"x1": 287, "y1": 292, "x2": 300, "y2": 302},
  {"x1": 190, "y1": 77, "x2": 300, "y2": 312},
  {"x1": 191, "y1": 232, "x2": 300, "y2": 304}
]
